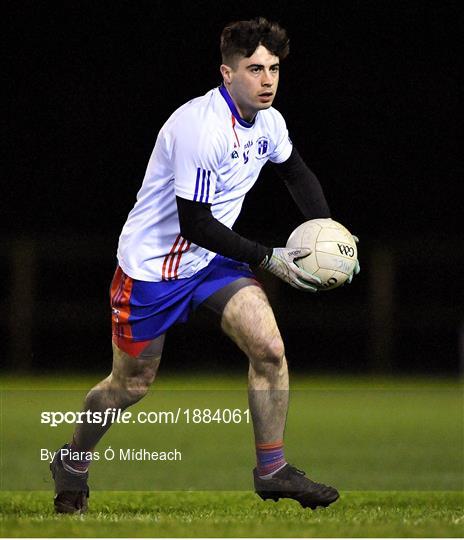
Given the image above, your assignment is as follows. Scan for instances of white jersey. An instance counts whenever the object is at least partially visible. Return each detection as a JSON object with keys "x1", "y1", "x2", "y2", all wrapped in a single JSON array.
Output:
[{"x1": 117, "y1": 85, "x2": 293, "y2": 281}]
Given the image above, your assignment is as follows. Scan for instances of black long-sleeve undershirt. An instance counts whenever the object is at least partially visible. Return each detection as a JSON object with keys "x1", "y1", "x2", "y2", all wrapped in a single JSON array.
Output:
[
  {"x1": 177, "y1": 196, "x2": 270, "y2": 266},
  {"x1": 176, "y1": 147, "x2": 331, "y2": 266},
  {"x1": 271, "y1": 147, "x2": 331, "y2": 220}
]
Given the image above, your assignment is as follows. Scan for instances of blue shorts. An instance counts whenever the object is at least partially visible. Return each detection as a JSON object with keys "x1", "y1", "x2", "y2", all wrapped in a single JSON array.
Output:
[{"x1": 110, "y1": 255, "x2": 257, "y2": 356}]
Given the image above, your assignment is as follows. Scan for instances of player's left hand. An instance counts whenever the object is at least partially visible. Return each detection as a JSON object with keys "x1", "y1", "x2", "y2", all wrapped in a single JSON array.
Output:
[{"x1": 346, "y1": 235, "x2": 360, "y2": 284}]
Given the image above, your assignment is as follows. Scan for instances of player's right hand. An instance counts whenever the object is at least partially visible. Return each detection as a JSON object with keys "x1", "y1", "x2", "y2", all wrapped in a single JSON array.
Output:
[{"x1": 260, "y1": 247, "x2": 321, "y2": 292}]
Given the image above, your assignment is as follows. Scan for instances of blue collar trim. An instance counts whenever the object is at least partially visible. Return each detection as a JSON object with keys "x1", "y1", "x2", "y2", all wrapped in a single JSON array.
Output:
[{"x1": 219, "y1": 84, "x2": 255, "y2": 128}]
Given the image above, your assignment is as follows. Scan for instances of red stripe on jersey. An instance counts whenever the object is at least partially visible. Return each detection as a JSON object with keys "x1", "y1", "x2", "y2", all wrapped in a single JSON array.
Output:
[
  {"x1": 172, "y1": 238, "x2": 191, "y2": 279},
  {"x1": 162, "y1": 234, "x2": 182, "y2": 281},
  {"x1": 231, "y1": 115, "x2": 240, "y2": 147},
  {"x1": 167, "y1": 243, "x2": 180, "y2": 280}
]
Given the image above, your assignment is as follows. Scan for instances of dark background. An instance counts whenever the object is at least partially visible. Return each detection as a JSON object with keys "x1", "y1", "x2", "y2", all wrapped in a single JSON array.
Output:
[{"x1": 3, "y1": 0, "x2": 462, "y2": 375}]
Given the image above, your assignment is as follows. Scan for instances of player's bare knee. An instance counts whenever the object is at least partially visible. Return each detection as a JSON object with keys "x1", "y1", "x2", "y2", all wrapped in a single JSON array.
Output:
[
  {"x1": 261, "y1": 336, "x2": 285, "y2": 364},
  {"x1": 110, "y1": 370, "x2": 153, "y2": 406},
  {"x1": 251, "y1": 336, "x2": 285, "y2": 373},
  {"x1": 122, "y1": 375, "x2": 151, "y2": 404},
  {"x1": 109, "y1": 351, "x2": 160, "y2": 406}
]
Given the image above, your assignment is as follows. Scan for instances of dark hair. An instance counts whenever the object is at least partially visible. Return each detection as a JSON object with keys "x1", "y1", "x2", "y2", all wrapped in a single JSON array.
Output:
[{"x1": 220, "y1": 17, "x2": 289, "y2": 65}]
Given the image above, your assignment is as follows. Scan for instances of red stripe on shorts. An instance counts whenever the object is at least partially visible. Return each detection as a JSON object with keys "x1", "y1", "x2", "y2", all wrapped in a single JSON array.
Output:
[
  {"x1": 110, "y1": 267, "x2": 152, "y2": 357},
  {"x1": 110, "y1": 266, "x2": 134, "y2": 342}
]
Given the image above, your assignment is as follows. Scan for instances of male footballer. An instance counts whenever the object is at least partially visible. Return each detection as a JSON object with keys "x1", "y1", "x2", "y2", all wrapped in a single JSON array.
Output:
[{"x1": 51, "y1": 17, "x2": 358, "y2": 513}]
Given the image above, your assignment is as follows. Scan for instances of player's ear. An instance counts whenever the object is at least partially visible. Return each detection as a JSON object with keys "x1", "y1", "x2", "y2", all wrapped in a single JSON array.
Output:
[{"x1": 220, "y1": 64, "x2": 233, "y2": 84}]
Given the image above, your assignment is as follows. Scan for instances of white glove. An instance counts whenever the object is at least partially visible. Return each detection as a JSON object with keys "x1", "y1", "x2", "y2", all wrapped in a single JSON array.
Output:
[
  {"x1": 260, "y1": 247, "x2": 321, "y2": 292},
  {"x1": 346, "y1": 235, "x2": 360, "y2": 284}
]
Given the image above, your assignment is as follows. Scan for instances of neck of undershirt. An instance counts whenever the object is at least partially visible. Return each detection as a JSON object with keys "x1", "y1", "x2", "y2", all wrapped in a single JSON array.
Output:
[{"x1": 219, "y1": 84, "x2": 255, "y2": 128}]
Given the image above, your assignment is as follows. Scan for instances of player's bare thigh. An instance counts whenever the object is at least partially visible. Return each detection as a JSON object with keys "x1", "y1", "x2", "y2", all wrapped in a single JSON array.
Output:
[{"x1": 220, "y1": 285, "x2": 284, "y2": 365}]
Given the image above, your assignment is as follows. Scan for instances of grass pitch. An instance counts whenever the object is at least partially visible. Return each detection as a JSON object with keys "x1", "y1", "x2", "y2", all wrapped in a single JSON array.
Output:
[
  {"x1": 0, "y1": 374, "x2": 463, "y2": 537},
  {"x1": 1, "y1": 490, "x2": 463, "y2": 537}
]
